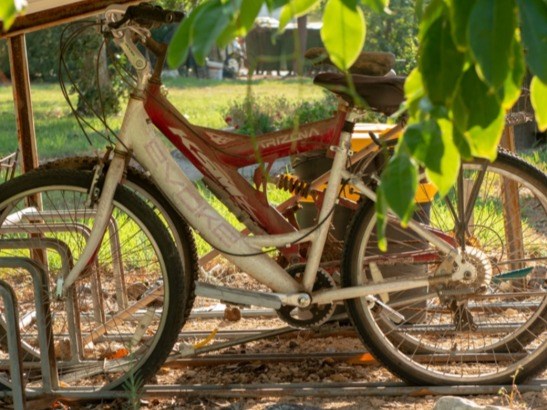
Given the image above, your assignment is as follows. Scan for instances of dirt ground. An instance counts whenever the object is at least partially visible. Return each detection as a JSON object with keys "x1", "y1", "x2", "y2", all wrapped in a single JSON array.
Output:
[{"x1": 133, "y1": 312, "x2": 546, "y2": 410}]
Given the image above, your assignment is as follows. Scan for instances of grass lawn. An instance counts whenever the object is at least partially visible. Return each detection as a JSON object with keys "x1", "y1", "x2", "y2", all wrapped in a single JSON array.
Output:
[{"x1": 0, "y1": 76, "x2": 325, "y2": 160}]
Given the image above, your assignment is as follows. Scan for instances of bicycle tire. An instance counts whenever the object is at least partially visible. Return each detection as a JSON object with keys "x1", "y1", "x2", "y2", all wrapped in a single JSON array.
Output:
[
  {"x1": 0, "y1": 169, "x2": 189, "y2": 391},
  {"x1": 342, "y1": 150, "x2": 547, "y2": 385}
]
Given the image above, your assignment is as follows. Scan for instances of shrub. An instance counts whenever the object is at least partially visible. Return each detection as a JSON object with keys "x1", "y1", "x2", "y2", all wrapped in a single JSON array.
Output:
[{"x1": 224, "y1": 91, "x2": 338, "y2": 135}]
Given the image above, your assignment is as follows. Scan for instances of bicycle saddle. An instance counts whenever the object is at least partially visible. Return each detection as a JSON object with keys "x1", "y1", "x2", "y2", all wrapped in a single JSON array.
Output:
[
  {"x1": 305, "y1": 47, "x2": 396, "y2": 76},
  {"x1": 313, "y1": 72, "x2": 405, "y2": 115}
]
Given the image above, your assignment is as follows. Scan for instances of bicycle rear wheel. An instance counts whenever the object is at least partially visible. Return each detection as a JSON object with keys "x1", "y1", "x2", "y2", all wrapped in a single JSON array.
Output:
[
  {"x1": 342, "y1": 151, "x2": 547, "y2": 385},
  {"x1": 0, "y1": 169, "x2": 187, "y2": 391}
]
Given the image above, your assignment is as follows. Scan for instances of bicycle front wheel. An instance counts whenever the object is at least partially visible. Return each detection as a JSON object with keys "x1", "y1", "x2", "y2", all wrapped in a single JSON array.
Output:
[
  {"x1": 342, "y1": 151, "x2": 547, "y2": 385},
  {"x1": 0, "y1": 169, "x2": 187, "y2": 391}
]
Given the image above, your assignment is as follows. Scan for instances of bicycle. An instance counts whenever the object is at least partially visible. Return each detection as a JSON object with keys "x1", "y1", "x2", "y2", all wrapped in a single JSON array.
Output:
[{"x1": 0, "y1": 3, "x2": 545, "y2": 393}]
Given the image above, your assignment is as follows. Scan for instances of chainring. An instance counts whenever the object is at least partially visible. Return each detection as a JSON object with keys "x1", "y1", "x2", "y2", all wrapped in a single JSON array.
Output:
[{"x1": 276, "y1": 264, "x2": 337, "y2": 329}]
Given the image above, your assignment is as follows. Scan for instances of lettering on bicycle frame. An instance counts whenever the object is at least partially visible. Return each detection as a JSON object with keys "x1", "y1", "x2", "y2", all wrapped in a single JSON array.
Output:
[
  {"x1": 202, "y1": 132, "x2": 233, "y2": 146},
  {"x1": 258, "y1": 127, "x2": 321, "y2": 150},
  {"x1": 145, "y1": 139, "x2": 241, "y2": 248}
]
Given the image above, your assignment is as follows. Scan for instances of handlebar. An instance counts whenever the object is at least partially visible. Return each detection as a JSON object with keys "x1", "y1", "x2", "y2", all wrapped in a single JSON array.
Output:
[{"x1": 108, "y1": 3, "x2": 184, "y2": 29}]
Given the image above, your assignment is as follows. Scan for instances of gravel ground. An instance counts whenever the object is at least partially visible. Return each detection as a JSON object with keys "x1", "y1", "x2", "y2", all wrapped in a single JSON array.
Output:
[{"x1": 130, "y1": 307, "x2": 546, "y2": 410}]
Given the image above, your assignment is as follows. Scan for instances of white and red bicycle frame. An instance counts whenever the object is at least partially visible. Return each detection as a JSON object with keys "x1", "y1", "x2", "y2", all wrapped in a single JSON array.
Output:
[{"x1": 55, "y1": 6, "x2": 461, "y2": 308}]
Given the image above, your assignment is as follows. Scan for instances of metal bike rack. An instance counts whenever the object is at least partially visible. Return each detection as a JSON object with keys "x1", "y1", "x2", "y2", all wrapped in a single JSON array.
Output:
[
  {"x1": 5, "y1": 208, "x2": 127, "y2": 309},
  {"x1": 1, "y1": 224, "x2": 107, "y2": 325},
  {"x1": 0, "y1": 256, "x2": 59, "y2": 408},
  {"x1": 3, "y1": 206, "x2": 128, "y2": 330},
  {"x1": 0, "y1": 239, "x2": 82, "y2": 364},
  {"x1": 0, "y1": 276, "x2": 26, "y2": 409}
]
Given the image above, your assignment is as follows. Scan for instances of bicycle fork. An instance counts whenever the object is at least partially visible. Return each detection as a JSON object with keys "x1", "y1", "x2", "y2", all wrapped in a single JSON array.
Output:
[{"x1": 54, "y1": 101, "x2": 138, "y2": 298}]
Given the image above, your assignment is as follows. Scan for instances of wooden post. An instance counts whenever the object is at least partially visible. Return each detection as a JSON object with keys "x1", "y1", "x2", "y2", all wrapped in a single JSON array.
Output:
[
  {"x1": 8, "y1": 34, "x2": 45, "y2": 266},
  {"x1": 7, "y1": 34, "x2": 38, "y2": 174},
  {"x1": 500, "y1": 126, "x2": 525, "y2": 267}
]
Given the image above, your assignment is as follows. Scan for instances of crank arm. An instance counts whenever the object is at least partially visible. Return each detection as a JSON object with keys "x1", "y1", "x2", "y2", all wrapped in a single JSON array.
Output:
[{"x1": 195, "y1": 282, "x2": 311, "y2": 310}]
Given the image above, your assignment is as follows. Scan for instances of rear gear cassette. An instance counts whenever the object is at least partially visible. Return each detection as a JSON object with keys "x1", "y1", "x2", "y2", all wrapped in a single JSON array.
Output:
[{"x1": 276, "y1": 265, "x2": 337, "y2": 328}]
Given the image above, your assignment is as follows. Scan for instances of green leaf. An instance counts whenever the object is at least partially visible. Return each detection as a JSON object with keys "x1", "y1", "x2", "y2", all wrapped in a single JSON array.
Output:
[
  {"x1": 402, "y1": 121, "x2": 443, "y2": 172},
  {"x1": 266, "y1": 0, "x2": 289, "y2": 11},
  {"x1": 469, "y1": 0, "x2": 517, "y2": 89},
  {"x1": 217, "y1": 21, "x2": 239, "y2": 49},
  {"x1": 415, "y1": 0, "x2": 425, "y2": 21},
  {"x1": 419, "y1": 0, "x2": 445, "y2": 39},
  {"x1": 517, "y1": 0, "x2": 547, "y2": 82},
  {"x1": 237, "y1": 0, "x2": 264, "y2": 35},
  {"x1": 452, "y1": 124, "x2": 473, "y2": 160},
  {"x1": 167, "y1": 4, "x2": 202, "y2": 68},
  {"x1": 531, "y1": 76, "x2": 547, "y2": 131},
  {"x1": 498, "y1": 38, "x2": 525, "y2": 110},
  {"x1": 321, "y1": 0, "x2": 366, "y2": 71},
  {"x1": 279, "y1": 0, "x2": 320, "y2": 31},
  {"x1": 446, "y1": 0, "x2": 476, "y2": 51},
  {"x1": 192, "y1": 0, "x2": 235, "y2": 65},
  {"x1": 404, "y1": 68, "x2": 425, "y2": 119},
  {"x1": 419, "y1": 12, "x2": 465, "y2": 105},
  {"x1": 453, "y1": 67, "x2": 505, "y2": 160},
  {"x1": 380, "y1": 152, "x2": 418, "y2": 225},
  {"x1": 375, "y1": 186, "x2": 388, "y2": 251},
  {"x1": 425, "y1": 119, "x2": 461, "y2": 197},
  {"x1": 360, "y1": 0, "x2": 389, "y2": 13}
]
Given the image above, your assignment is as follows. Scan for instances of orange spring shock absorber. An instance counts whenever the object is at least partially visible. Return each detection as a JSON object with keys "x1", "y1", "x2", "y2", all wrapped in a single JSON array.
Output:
[{"x1": 276, "y1": 174, "x2": 312, "y2": 198}]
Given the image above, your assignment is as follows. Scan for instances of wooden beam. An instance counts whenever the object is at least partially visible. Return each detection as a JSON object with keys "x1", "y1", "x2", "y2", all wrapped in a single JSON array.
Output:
[
  {"x1": 1, "y1": 0, "x2": 140, "y2": 38},
  {"x1": 500, "y1": 126, "x2": 525, "y2": 268},
  {"x1": 8, "y1": 34, "x2": 38, "y2": 173}
]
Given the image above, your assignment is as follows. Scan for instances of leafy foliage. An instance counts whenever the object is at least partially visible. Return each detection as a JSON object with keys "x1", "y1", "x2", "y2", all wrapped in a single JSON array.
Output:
[
  {"x1": 224, "y1": 92, "x2": 338, "y2": 135},
  {"x1": 0, "y1": 26, "x2": 64, "y2": 82},
  {"x1": 321, "y1": 0, "x2": 366, "y2": 71},
  {"x1": 167, "y1": 0, "x2": 546, "y2": 247},
  {"x1": 379, "y1": 0, "x2": 545, "y2": 245}
]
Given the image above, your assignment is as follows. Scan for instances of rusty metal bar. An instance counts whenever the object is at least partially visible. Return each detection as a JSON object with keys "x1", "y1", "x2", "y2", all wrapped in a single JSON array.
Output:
[
  {"x1": 7, "y1": 34, "x2": 37, "y2": 174},
  {"x1": 165, "y1": 351, "x2": 532, "y2": 369},
  {"x1": 165, "y1": 352, "x2": 376, "y2": 368},
  {"x1": 1, "y1": 380, "x2": 543, "y2": 403},
  {"x1": 139, "y1": 380, "x2": 547, "y2": 398},
  {"x1": 0, "y1": 0, "x2": 141, "y2": 38}
]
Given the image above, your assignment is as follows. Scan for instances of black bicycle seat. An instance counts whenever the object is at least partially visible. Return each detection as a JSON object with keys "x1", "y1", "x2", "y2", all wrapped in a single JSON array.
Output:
[
  {"x1": 313, "y1": 72, "x2": 405, "y2": 115},
  {"x1": 305, "y1": 47, "x2": 396, "y2": 76}
]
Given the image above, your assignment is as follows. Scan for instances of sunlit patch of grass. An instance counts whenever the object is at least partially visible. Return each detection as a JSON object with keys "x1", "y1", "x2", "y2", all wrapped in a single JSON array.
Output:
[{"x1": 0, "y1": 78, "x2": 324, "y2": 160}]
